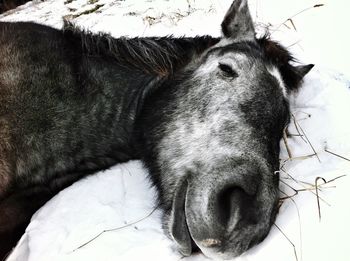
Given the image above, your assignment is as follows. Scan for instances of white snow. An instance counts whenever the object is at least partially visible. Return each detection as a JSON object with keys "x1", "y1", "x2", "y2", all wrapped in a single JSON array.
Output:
[{"x1": 1, "y1": 1, "x2": 350, "y2": 261}]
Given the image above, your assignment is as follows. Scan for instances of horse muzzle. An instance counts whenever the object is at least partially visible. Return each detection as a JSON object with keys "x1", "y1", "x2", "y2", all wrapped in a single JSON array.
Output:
[{"x1": 168, "y1": 159, "x2": 279, "y2": 259}]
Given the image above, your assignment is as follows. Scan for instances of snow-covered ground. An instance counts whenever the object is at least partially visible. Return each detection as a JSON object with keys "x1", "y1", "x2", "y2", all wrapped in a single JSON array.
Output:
[{"x1": 1, "y1": 0, "x2": 349, "y2": 261}]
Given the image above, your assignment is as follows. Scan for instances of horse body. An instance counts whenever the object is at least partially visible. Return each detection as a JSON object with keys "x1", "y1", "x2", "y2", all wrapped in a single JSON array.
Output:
[
  {"x1": 0, "y1": 21, "x2": 218, "y2": 257},
  {"x1": 0, "y1": 0, "x2": 313, "y2": 259}
]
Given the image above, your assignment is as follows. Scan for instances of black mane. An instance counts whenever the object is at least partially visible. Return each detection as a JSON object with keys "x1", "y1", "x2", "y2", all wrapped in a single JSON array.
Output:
[{"x1": 63, "y1": 21, "x2": 220, "y2": 76}]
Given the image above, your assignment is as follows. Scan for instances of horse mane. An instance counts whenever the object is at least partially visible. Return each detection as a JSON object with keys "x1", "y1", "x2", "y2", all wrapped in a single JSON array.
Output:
[{"x1": 63, "y1": 21, "x2": 219, "y2": 76}]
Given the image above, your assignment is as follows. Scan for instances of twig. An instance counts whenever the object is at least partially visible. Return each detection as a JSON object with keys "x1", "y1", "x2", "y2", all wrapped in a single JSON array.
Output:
[
  {"x1": 315, "y1": 177, "x2": 326, "y2": 221},
  {"x1": 315, "y1": 175, "x2": 346, "y2": 221},
  {"x1": 280, "y1": 168, "x2": 330, "y2": 206},
  {"x1": 291, "y1": 114, "x2": 307, "y2": 143},
  {"x1": 287, "y1": 39, "x2": 302, "y2": 48},
  {"x1": 279, "y1": 152, "x2": 319, "y2": 172},
  {"x1": 274, "y1": 224, "x2": 299, "y2": 261},
  {"x1": 324, "y1": 149, "x2": 350, "y2": 162},
  {"x1": 274, "y1": 4, "x2": 325, "y2": 31},
  {"x1": 287, "y1": 133, "x2": 304, "y2": 137},
  {"x1": 325, "y1": 174, "x2": 346, "y2": 184},
  {"x1": 307, "y1": 174, "x2": 345, "y2": 186},
  {"x1": 283, "y1": 127, "x2": 293, "y2": 159},
  {"x1": 281, "y1": 153, "x2": 317, "y2": 163},
  {"x1": 279, "y1": 178, "x2": 335, "y2": 202},
  {"x1": 73, "y1": 206, "x2": 159, "y2": 252},
  {"x1": 279, "y1": 179, "x2": 298, "y2": 200},
  {"x1": 287, "y1": 18, "x2": 297, "y2": 31},
  {"x1": 292, "y1": 114, "x2": 321, "y2": 163},
  {"x1": 297, "y1": 185, "x2": 336, "y2": 191},
  {"x1": 279, "y1": 190, "x2": 303, "y2": 261}
]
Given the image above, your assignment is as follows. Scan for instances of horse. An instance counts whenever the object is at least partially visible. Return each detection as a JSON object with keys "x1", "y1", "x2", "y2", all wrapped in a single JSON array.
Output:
[{"x1": 0, "y1": 0, "x2": 313, "y2": 259}]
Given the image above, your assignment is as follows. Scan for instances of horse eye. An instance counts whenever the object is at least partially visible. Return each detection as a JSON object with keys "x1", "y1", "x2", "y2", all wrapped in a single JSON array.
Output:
[{"x1": 218, "y1": 63, "x2": 238, "y2": 78}]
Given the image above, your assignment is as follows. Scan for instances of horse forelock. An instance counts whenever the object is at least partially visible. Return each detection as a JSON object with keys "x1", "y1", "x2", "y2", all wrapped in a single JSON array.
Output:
[
  {"x1": 256, "y1": 35, "x2": 305, "y2": 91},
  {"x1": 257, "y1": 35, "x2": 295, "y2": 64}
]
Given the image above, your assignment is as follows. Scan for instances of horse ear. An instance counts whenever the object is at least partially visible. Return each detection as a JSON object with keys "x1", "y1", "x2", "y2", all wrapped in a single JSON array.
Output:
[
  {"x1": 295, "y1": 64, "x2": 314, "y2": 79},
  {"x1": 283, "y1": 64, "x2": 314, "y2": 91},
  {"x1": 221, "y1": 0, "x2": 255, "y2": 41}
]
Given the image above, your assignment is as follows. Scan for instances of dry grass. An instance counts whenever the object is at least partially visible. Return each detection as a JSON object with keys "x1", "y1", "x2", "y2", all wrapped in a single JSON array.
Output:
[
  {"x1": 324, "y1": 149, "x2": 350, "y2": 162},
  {"x1": 274, "y1": 223, "x2": 299, "y2": 261},
  {"x1": 72, "y1": 205, "x2": 159, "y2": 252},
  {"x1": 278, "y1": 109, "x2": 348, "y2": 261},
  {"x1": 292, "y1": 114, "x2": 321, "y2": 163},
  {"x1": 273, "y1": 4, "x2": 325, "y2": 32}
]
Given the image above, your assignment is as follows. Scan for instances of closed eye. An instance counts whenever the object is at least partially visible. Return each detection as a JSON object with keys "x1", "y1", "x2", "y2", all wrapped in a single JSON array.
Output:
[{"x1": 218, "y1": 63, "x2": 238, "y2": 78}]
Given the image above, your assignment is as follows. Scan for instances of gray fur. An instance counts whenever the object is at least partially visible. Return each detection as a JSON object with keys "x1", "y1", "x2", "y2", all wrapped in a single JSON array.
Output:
[
  {"x1": 138, "y1": 1, "x2": 312, "y2": 259},
  {"x1": 146, "y1": 49, "x2": 285, "y2": 258},
  {"x1": 221, "y1": 0, "x2": 255, "y2": 41}
]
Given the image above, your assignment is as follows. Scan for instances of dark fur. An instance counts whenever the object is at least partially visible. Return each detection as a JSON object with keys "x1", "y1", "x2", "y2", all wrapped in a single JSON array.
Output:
[
  {"x1": 0, "y1": 2, "x2": 312, "y2": 258},
  {"x1": 0, "y1": 0, "x2": 31, "y2": 14},
  {"x1": 0, "y1": 21, "x2": 218, "y2": 258}
]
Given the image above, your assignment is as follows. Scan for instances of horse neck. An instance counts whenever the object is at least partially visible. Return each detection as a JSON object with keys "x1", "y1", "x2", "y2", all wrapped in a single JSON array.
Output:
[{"x1": 73, "y1": 33, "x2": 219, "y2": 159}]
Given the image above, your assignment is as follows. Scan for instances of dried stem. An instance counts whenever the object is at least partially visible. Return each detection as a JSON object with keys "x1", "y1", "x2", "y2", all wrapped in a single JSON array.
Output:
[
  {"x1": 283, "y1": 127, "x2": 293, "y2": 159},
  {"x1": 315, "y1": 177, "x2": 326, "y2": 221},
  {"x1": 325, "y1": 174, "x2": 347, "y2": 183},
  {"x1": 280, "y1": 168, "x2": 330, "y2": 206},
  {"x1": 287, "y1": 18, "x2": 297, "y2": 31},
  {"x1": 279, "y1": 178, "x2": 335, "y2": 202},
  {"x1": 274, "y1": 4, "x2": 325, "y2": 31},
  {"x1": 73, "y1": 206, "x2": 159, "y2": 252},
  {"x1": 281, "y1": 153, "x2": 317, "y2": 163},
  {"x1": 274, "y1": 224, "x2": 299, "y2": 261},
  {"x1": 280, "y1": 190, "x2": 303, "y2": 261},
  {"x1": 279, "y1": 179, "x2": 299, "y2": 200},
  {"x1": 292, "y1": 114, "x2": 321, "y2": 163},
  {"x1": 324, "y1": 149, "x2": 350, "y2": 162},
  {"x1": 291, "y1": 114, "x2": 307, "y2": 143}
]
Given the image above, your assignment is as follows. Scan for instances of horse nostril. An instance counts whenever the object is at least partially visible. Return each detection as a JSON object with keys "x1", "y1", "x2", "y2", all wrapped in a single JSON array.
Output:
[
  {"x1": 184, "y1": 163, "x2": 278, "y2": 259},
  {"x1": 216, "y1": 186, "x2": 257, "y2": 227}
]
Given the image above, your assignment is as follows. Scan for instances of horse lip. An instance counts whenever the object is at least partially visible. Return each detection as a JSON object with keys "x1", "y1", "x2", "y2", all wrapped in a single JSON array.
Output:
[
  {"x1": 176, "y1": 177, "x2": 213, "y2": 256},
  {"x1": 183, "y1": 180, "x2": 222, "y2": 255},
  {"x1": 169, "y1": 178, "x2": 193, "y2": 256}
]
